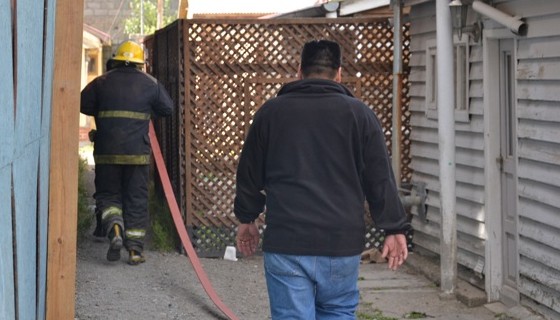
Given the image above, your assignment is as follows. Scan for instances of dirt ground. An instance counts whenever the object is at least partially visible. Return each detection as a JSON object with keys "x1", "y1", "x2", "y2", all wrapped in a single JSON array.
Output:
[
  {"x1": 74, "y1": 232, "x2": 498, "y2": 320},
  {"x1": 75, "y1": 164, "x2": 499, "y2": 320},
  {"x1": 75, "y1": 164, "x2": 271, "y2": 320},
  {"x1": 75, "y1": 233, "x2": 270, "y2": 320}
]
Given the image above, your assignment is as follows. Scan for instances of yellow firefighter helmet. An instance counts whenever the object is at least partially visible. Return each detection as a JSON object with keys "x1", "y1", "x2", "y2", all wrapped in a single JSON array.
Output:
[{"x1": 113, "y1": 41, "x2": 145, "y2": 64}]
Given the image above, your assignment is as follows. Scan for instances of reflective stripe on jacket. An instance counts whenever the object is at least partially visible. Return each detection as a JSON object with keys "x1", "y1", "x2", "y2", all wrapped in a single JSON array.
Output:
[{"x1": 80, "y1": 67, "x2": 173, "y2": 165}]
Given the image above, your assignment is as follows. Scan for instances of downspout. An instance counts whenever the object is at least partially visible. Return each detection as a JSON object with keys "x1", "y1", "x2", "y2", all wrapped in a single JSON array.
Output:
[
  {"x1": 391, "y1": 0, "x2": 403, "y2": 188},
  {"x1": 436, "y1": 0, "x2": 457, "y2": 296}
]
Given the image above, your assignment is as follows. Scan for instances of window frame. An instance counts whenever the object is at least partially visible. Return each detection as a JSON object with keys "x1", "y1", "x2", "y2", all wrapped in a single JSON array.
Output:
[
  {"x1": 425, "y1": 39, "x2": 438, "y2": 119},
  {"x1": 424, "y1": 36, "x2": 471, "y2": 122}
]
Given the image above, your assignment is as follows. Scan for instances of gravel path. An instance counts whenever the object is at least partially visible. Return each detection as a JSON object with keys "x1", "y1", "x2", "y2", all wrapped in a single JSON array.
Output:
[
  {"x1": 76, "y1": 164, "x2": 270, "y2": 320},
  {"x1": 75, "y1": 164, "x2": 500, "y2": 320},
  {"x1": 75, "y1": 235, "x2": 270, "y2": 320}
]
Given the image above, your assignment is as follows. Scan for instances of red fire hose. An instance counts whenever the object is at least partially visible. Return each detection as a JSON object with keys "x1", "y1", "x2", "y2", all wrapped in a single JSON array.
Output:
[{"x1": 149, "y1": 121, "x2": 239, "y2": 320}]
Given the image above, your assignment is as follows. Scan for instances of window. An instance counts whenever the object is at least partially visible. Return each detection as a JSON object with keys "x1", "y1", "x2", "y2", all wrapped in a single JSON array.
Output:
[
  {"x1": 425, "y1": 36, "x2": 470, "y2": 122},
  {"x1": 454, "y1": 36, "x2": 470, "y2": 122},
  {"x1": 425, "y1": 39, "x2": 438, "y2": 119}
]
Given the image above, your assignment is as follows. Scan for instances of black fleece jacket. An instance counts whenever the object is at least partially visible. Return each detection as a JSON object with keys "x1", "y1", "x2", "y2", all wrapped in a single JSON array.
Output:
[{"x1": 234, "y1": 78, "x2": 410, "y2": 256}]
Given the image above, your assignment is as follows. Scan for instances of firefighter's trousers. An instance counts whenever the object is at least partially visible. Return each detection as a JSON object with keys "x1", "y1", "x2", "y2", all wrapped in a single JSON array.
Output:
[{"x1": 94, "y1": 164, "x2": 149, "y2": 253}]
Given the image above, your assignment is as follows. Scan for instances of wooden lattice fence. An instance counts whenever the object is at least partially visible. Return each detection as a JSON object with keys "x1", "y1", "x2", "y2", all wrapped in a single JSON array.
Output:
[{"x1": 146, "y1": 18, "x2": 411, "y2": 257}]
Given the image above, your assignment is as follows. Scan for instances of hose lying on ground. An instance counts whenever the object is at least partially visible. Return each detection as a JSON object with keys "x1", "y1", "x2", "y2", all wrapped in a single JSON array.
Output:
[{"x1": 149, "y1": 121, "x2": 239, "y2": 320}]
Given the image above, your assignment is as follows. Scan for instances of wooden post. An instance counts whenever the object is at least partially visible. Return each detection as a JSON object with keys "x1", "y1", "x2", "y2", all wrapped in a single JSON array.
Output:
[
  {"x1": 158, "y1": 0, "x2": 164, "y2": 28},
  {"x1": 178, "y1": 0, "x2": 188, "y2": 19},
  {"x1": 46, "y1": 0, "x2": 83, "y2": 318}
]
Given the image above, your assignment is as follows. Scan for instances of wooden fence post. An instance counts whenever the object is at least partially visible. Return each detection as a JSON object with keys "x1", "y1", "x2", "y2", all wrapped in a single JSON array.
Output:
[{"x1": 46, "y1": 0, "x2": 84, "y2": 318}]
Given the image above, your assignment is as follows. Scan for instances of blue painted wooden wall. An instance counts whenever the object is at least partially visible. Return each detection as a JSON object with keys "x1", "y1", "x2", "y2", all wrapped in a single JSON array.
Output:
[
  {"x1": 0, "y1": 1, "x2": 56, "y2": 319},
  {"x1": 0, "y1": 1, "x2": 16, "y2": 318}
]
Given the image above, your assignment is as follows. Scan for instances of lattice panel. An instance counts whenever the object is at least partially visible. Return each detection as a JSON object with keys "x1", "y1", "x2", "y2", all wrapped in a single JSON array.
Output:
[
  {"x1": 365, "y1": 226, "x2": 414, "y2": 251},
  {"x1": 147, "y1": 18, "x2": 412, "y2": 255}
]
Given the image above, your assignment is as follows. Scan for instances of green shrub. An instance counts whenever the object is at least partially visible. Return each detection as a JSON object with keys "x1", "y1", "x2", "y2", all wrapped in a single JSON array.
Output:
[
  {"x1": 77, "y1": 158, "x2": 93, "y2": 241},
  {"x1": 148, "y1": 181, "x2": 178, "y2": 252}
]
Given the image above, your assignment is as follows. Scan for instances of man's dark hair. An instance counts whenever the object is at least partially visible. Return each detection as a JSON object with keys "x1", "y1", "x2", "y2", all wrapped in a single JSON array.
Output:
[{"x1": 300, "y1": 40, "x2": 342, "y2": 79}]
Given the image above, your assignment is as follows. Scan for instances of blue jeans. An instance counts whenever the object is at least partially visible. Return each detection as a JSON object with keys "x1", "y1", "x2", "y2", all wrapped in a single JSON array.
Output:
[{"x1": 264, "y1": 252, "x2": 360, "y2": 320}]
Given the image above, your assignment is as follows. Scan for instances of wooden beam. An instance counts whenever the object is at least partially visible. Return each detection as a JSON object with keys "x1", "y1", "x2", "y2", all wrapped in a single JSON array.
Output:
[
  {"x1": 157, "y1": 0, "x2": 164, "y2": 28},
  {"x1": 178, "y1": 0, "x2": 188, "y2": 19},
  {"x1": 46, "y1": 0, "x2": 83, "y2": 318}
]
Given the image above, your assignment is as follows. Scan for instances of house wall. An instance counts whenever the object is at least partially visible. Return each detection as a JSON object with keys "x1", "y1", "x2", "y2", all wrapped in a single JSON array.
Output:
[
  {"x1": 406, "y1": 0, "x2": 560, "y2": 318},
  {"x1": 491, "y1": 1, "x2": 560, "y2": 318},
  {"x1": 83, "y1": 0, "x2": 133, "y2": 44},
  {"x1": 407, "y1": 0, "x2": 487, "y2": 274}
]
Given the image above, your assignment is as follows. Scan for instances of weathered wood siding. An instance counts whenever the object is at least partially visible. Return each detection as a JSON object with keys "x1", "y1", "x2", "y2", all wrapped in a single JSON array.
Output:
[
  {"x1": 1, "y1": 1, "x2": 50, "y2": 319},
  {"x1": 0, "y1": 2, "x2": 16, "y2": 318},
  {"x1": 407, "y1": 1, "x2": 487, "y2": 273},
  {"x1": 493, "y1": 1, "x2": 560, "y2": 318},
  {"x1": 407, "y1": 0, "x2": 560, "y2": 318},
  {"x1": 0, "y1": 1, "x2": 82, "y2": 319}
]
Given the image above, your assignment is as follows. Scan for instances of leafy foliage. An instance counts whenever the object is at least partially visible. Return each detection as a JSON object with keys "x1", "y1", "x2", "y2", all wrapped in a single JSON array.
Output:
[
  {"x1": 148, "y1": 181, "x2": 178, "y2": 252},
  {"x1": 124, "y1": 0, "x2": 176, "y2": 36},
  {"x1": 77, "y1": 158, "x2": 93, "y2": 241}
]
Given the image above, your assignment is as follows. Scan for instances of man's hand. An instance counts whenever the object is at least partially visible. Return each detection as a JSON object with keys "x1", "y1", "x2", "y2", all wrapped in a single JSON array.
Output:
[
  {"x1": 381, "y1": 234, "x2": 408, "y2": 271},
  {"x1": 236, "y1": 222, "x2": 260, "y2": 257}
]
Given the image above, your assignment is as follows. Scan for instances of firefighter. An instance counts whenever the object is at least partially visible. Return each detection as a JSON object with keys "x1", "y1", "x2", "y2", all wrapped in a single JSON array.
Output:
[{"x1": 80, "y1": 40, "x2": 173, "y2": 265}]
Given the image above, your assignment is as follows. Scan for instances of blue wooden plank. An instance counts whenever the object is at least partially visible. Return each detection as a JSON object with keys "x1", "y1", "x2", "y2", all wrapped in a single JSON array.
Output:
[
  {"x1": 37, "y1": 1, "x2": 57, "y2": 319},
  {"x1": 0, "y1": 1, "x2": 16, "y2": 319},
  {"x1": 0, "y1": 168, "x2": 15, "y2": 320},
  {"x1": 14, "y1": 1, "x2": 44, "y2": 319},
  {"x1": 13, "y1": 148, "x2": 41, "y2": 320},
  {"x1": 0, "y1": 0, "x2": 15, "y2": 169}
]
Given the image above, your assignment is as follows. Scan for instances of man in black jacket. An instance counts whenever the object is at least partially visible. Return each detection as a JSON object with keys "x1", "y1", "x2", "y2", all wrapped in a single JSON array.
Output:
[
  {"x1": 234, "y1": 40, "x2": 410, "y2": 319},
  {"x1": 81, "y1": 41, "x2": 173, "y2": 265}
]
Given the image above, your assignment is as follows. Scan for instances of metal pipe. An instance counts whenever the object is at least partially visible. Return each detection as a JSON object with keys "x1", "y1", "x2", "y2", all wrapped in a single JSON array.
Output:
[
  {"x1": 472, "y1": 0, "x2": 527, "y2": 35},
  {"x1": 391, "y1": 0, "x2": 403, "y2": 187},
  {"x1": 436, "y1": 0, "x2": 457, "y2": 296}
]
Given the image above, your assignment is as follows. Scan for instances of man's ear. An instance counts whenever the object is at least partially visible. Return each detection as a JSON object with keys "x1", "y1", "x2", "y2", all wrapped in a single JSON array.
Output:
[
  {"x1": 297, "y1": 65, "x2": 303, "y2": 80},
  {"x1": 334, "y1": 67, "x2": 342, "y2": 82}
]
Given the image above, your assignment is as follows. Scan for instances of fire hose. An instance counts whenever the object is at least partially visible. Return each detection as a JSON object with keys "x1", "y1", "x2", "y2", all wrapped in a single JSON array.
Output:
[{"x1": 149, "y1": 121, "x2": 239, "y2": 320}]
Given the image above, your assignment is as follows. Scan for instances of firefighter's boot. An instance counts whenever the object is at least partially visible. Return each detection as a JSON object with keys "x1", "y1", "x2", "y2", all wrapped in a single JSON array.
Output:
[
  {"x1": 106, "y1": 224, "x2": 123, "y2": 262},
  {"x1": 128, "y1": 250, "x2": 146, "y2": 265}
]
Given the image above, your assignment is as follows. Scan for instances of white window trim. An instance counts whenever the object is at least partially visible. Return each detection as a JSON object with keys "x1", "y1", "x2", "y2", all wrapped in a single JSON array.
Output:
[
  {"x1": 425, "y1": 39, "x2": 438, "y2": 119},
  {"x1": 454, "y1": 35, "x2": 470, "y2": 122},
  {"x1": 424, "y1": 36, "x2": 471, "y2": 122}
]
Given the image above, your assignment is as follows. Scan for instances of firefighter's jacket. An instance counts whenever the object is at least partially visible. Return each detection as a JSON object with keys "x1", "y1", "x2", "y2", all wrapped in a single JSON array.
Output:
[{"x1": 80, "y1": 67, "x2": 173, "y2": 165}]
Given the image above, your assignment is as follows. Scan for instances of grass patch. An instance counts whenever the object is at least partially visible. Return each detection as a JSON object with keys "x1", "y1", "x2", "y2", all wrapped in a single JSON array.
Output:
[
  {"x1": 148, "y1": 181, "x2": 178, "y2": 252},
  {"x1": 404, "y1": 311, "x2": 430, "y2": 318},
  {"x1": 77, "y1": 158, "x2": 93, "y2": 241},
  {"x1": 357, "y1": 309, "x2": 398, "y2": 320}
]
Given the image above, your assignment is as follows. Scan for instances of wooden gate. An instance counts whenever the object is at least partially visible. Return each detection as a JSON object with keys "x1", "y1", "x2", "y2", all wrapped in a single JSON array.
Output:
[{"x1": 146, "y1": 18, "x2": 411, "y2": 256}]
